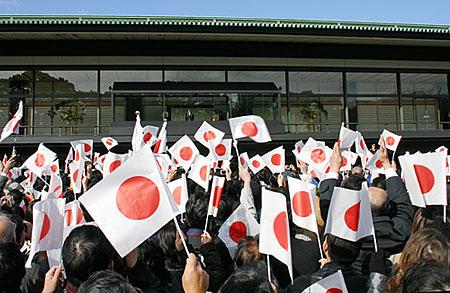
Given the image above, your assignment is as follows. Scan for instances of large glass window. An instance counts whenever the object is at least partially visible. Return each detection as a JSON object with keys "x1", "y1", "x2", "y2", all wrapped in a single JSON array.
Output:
[
  {"x1": 289, "y1": 72, "x2": 343, "y2": 133},
  {"x1": 35, "y1": 71, "x2": 97, "y2": 135},
  {"x1": 0, "y1": 71, "x2": 32, "y2": 133},
  {"x1": 401, "y1": 73, "x2": 448, "y2": 95},
  {"x1": 347, "y1": 73, "x2": 397, "y2": 95},
  {"x1": 165, "y1": 70, "x2": 225, "y2": 82}
]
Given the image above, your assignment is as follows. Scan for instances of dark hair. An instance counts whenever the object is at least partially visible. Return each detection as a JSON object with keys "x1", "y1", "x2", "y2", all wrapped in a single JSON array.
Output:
[
  {"x1": 156, "y1": 221, "x2": 182, "y2": 270},
  {"x1": 77, "y1": 270, "x2": 132, "y2": 293},
  {"x1": 185, "y1": 190, "x2": 209, "y2": 229},
  {"x1": 62, "y1": 225, "x2": 116, "y2": 286},
  {"x1": 256, "y1": 169, "x2": 271, "y2": 186},
  {"x1": 0, "y1": 242, "x2": 25, "y2": 293},
  {"x1": 234, "y1": 236, "x2": 262, "y2": 268},
  {"x1": 402, "y1": 260, "x2": 450, "y2": 293},
  {"x1": 341, "y1": 174, "x2": 366, "y2": 191},
  {"x1": 326, "y1": 234, "x2": 362, "y2": 263},
  {"x1": 412, "y1": 206, "x2": 450, "y2": 239},
  {"x1": 219, "y1": 263, "x2": 274, "y2": 293},
  {"x1": 371, "y1": 176, "x2": 386, "y2": 190}
]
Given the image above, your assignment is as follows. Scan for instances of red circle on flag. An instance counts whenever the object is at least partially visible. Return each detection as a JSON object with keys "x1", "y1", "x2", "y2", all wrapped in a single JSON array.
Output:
[
  {"x1": 413, "y1": 164, "x2": 435, "y2": 194},
  {"x1": 51, "y1": 164, "x2": 58, "y2": 173},
  {"x1": 35, "y1": 153, "x2": 45, "y2": 167},
  {"x1": 375, "y1": 160, "x2": 383, "y2": 169},
  {"x1": 116, "y1": 176, "x2": 160, "y2": 220},
  {"x1": 326, "y1": 289, "x2": 343, "y2": 293},
  {"x1": 385, "y1": 136, "x2": 395, "y2": 146},
  {"x1": 239, "y1": 157, "x2": 245, "y2": 165},
  {"x1": 84, "y1": 143, "x2": 91, "y2": 153},
  {"x1": 143, "y1": 132, "x2": 152, "y2": 143},
  {"x1": 75, "y1": 150, "x2": 80, "y2": 162},
  {"x1": 325, "y1": 166, "x2": 331, "y2": 173},
  {"x1": 229, "y1": 221, "x2": 247, "y2": 244},
  {"x1": 73, "y1": 170, "x2": 79, "y2": 182},
  {"x1": 200, "y1": 165, "x2": 208, "y2": 181},
  {"x1": 252, "y1": 160, "x2": 260, "y2": 168},
  {"x1": 213, "y1": 186, "x2": 223, "y2": 208},
  {"x1": 179, "y1": 147, "x2": 193, "y2": 161},
  {"x1": 39, "y1": 213, "x2": 51, "y2": 241},
  {"x1": 109, "y1": 160, "x2": 122, "y2": 173},
  {"x1": 215, "y1": 144, "x2": 226, "y2": 156},
  {"x1": 297, "y1": 146, "x2": 302, "y2": 153},
  {"x1": 106, "y1": 138, "x2": 113, "y2": 145},
  {"x1": 241, "y1": 122, "x2": 258, "y2": 137},
  {"x1": 311, "y1": 149, "x2": 326, "y2": 164},
  {"x1": 203, "y1": 131, "x2": 216, "y2": 142},
  {"x1": 173, "y1": 186, "x2": 182, "y2": 205},
  {"x1": 342, "y1": 157, "x2": 348, "y2": 167},
  {"x1": 292, "y1": 191, "x2": 313, "y2": 217},
  {"x1": 271, "y1": 154, "x2": 281, "y2": 166},
  {"x1": 344, "y1": 201, "x2": 360, "y2": 232},
  {"x1": 273, "y1": 211, "x2": 288, "y2": 251},
  {"x1": 360, "y1": 139, "x2": 365, "y2": 150},
  {"x1": 65, "y1": 208, "x2": 84, "y2": 226}
]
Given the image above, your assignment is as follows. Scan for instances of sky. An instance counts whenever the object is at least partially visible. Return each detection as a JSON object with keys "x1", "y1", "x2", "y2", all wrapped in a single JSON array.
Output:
[{"x1": 0, "y1": 0, "x2": 449, "y2": 25}]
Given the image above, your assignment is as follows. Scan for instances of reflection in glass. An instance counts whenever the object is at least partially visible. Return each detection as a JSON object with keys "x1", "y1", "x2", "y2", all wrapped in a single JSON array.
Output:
[
  {"x1": 165, "y1": 71, "x2": 225, "y2": 82},
  {"x1": 348, "y1": 96, "x2": 399, "y2": 131},
  {"x1": 347, "y1": 73, "x2": 397, "y2": 95},
  {"x1": 401, "y1": 97, "x2": 440, "y2": 130},
  {"x1": 401, "y1": 73, "x2": 448, "y2": 95}
]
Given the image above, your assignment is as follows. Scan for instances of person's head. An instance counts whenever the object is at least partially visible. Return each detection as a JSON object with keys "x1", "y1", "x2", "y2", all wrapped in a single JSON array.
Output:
[
  {"x1": 324, "y1": 234, "x2": 362, "y2": 264},
  {"x1": 341, "y1": 174, "x2": 366, "y2": 191},
  {"x1": 185, "y1": 190, "x2": 208, "y2": 229},
  {"x1": 371, "y1": 176, "x2": 386, "y2": 190},
  {"x1": 402, "y1": 260, "x2": 450, "y2": 293},
  {"x1": 77, "y1": 270, "x2": 134, "y2": 293},
  {"x1": 0, "y1": 213, "x2": 16, "y2": 243},
  {"x1": 219, "y1": 263, "x2": 274, "y2": 293},
  {"x1": 386, "y1": 228, "x2": 450, "y2": 292},
  {"x1": 62, "y1": 225, "x2": 116, "y2": 287},
  {"x1": 351, "y1": 165, "x2": 363, "y2": 175},
  {"x1": 0, "y1": 242, "x2": 25, "y2": 293},
  {"x1": 234, "y1": 236, "x2": 262, "y2": 268},
  {"x1": 368, "y1": 187, "x2": 389, "y2": 217}
]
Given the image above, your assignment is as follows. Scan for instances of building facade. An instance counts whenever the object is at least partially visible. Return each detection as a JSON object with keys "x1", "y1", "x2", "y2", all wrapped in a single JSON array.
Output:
[{"x1": 0, "y1": 15, "x2": 449, "y2": 154}]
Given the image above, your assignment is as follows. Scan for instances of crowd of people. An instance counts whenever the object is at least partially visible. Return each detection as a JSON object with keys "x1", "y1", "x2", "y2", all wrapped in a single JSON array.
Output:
[{"x1": 0, "y1": 125, "x2": 449, "y2": 293}]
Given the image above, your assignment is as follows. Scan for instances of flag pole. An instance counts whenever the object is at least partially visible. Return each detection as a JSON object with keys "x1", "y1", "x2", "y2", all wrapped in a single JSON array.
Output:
[
  {"x1": 266, "y1": 255, "x2": 272, "y2": 283},
  {"x1": 372, "y1": 231, "x2": 378, "y2": 252},
  {"x1": 173, "y1": 215, "x2": 190, "y2": 257},
  {"x1": 316, "y1": 232, "x2": 324, "y2": 259},
  {"x1": 204, "y1": 214, "x2": 209, "y2": 232},
  {"x1": 444, "y1": 205, "x2": 447, "y2": 223},
  {"x1": 233, "y1": 140, "x2": 241, "y2": 167}
]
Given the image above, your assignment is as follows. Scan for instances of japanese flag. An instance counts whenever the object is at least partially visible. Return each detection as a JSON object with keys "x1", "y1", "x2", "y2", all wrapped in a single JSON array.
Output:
[
  {"x1": 220, "y1": 159, "x2": 231, "y2": 171},
  {"x1": 248, "y1": 154, "x2": 266, "y2": 174},
  {"x1": 0, "y1": 100, "x2": 23, "y2": 142},
  {"x1": 210, "y1": 139, "x2": 232, "y2": 161},
  {"x1": 46, "y1": 174, "x2": 64, "y2": 199},
  {"x1": 69, "y1": 159, "x2": 84, "y2": 194},
  {"x1": 79, "y1": 145, "x2": 176, "y2": 257},
  {"x1": 299, "y1": 138, "x2": 332, "y2": 172},
  {"x1": 262, "y1": 146, "x2": 285, "y2": 174},
  {"x1": 379, "y1": 129, "x2": 401, "y2": 152},
  {"x1": 153, "y1": 121, "x2": 167, "y2": 154},
  {"x1": 156, "y1": 154, "x2": 173, "y2": 178},
  {"x1": 294, "y1": 140, "x2": 304, "y2": 154},
  {"x1": 355, "y1": 132, "x2": 368, "y2": 158},
  {"x1": 239, "y1": 152, "x2": 250, "y2": 169},
  {"x1": 228, "y1": 115, "x2": 271, "y2": 143},
  {"x1": 188, "y1": 154, "x2": 210, "y2": 190},
  {"x1": 132, "y1": 113, "x2": 144, "y2": 153},
  {"x1": 398, "y1": 152, "x2": 447, "y2": 207},
  {"x1": 169, "y1": 135, "x2": 199, "y2": 171},
  {"x1": 301, "y1": 270, "x2": 348, "y2": 293},
  {"x1": 21, "y1": 171, "x2": 37, "y2": 193},
  {"x1": 26, "y1": 198, "x2": 65, "y2": 267},
  {"x1": 194, "y1": 121, "x2": 225, "y2": 148},
  {"x1": 2, "y1": 154, "x2": 7, "y2": 165},
  {"x1": 63, "y1": 200, "x2": 85, "y2": 236},
  {"x1": 287, "y1": 177, "x2": 319, "y2": 236},
  {"x1": 7, "y1": 167, "x2": 21, "y2": 180},
  {"x1": 142, "y1": 125, "x2": 159, "y2": 146},
  {"x1": 260, "y1": 188, "x2": 293, "y2": 282},
  {"x1": 65, "y1": 147, "x2": 74, "y2": 165},
  {"x1": 340, "y1": 151, "x2": 358, "y2": 172},
  {"x1": 435, "y1": 146, "x2": 450, "y2": 176},
  {"x1": 361, "y1": 150, "x2": 374, "y2": 170},
  {"x1": 365, "y1": 150, "x2": 385, "y2": 174},
  {"x1": 22, "y1": 143, "x2": 57, "y2": 177},
  {"x1": 325, "y1": 183, "x2": 374, "y2": 242},
  {"x1": 71, "y1": 140, "x2": 93, "y2": 159},
  {"x1": 218, "y1": 205, "x2": 260, "y2": 256},
  {"x1": 103, "y1": 152, "x2": 129, "y2": 177},
  {"x1": 207, "y1": 176, "x2": 225, "y2": 217},
  {"x1": 338, "y1": 123, "x2": 358, "y2": 150},
  {"x1": 167, "y1": 174, "x2": 188, "y2": 214},
  {"x1": 101, "y1": 137, "x2": 118, "y2": 150}
]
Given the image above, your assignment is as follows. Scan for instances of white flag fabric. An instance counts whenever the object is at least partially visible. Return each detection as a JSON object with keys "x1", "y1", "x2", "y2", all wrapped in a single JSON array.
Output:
[
  {"x1": 398, "y1": 152, "x2": 447, "y2": 207},
  {"x1": 294, "y1": 140, "x2": 304, "y2": 154},
  {"x1": 153, "y1": 121, "x2": 167, "y2": 154},
  {"x1": 239, "y1": 152, "x2": 250, "y2": 168},
  {"x1": 188, "y1": 154, "x2": 210, "y2": 190},
  {"x1": 365, "y1": 150, "x2": 385, "y2": 174},
  {"x1": 325, "y1": 183, "x2": 374, "y2": 242},
  {"x1": 338, "y1": 123, "x2": 358, "y2": 150},
  {"x1": 69, "y1": 159, "x2": 84, "y2": 194},
  {"x1": 131, "y1": 114, "x2": 144, "y2": 153},
  {"x1": 142, "y1": 125, "x2": 159, "y2": 146},
  {"x1": 435, "y1": 146, "x2": 450, "y2": 176},
  {"x1": 26, "y1": 198, "x2": 65, "y2": 267},
  {"x1": 218, "y1": 204, "x2": 260, "y2": 256},
  {"x1": 340, "y1": 151, "x2": 358, "y2": 172},
  {"x1": 169, "y1": 135, "x2": 199, "y2": 171},
  {"x1": 7, "y1": 167, "x2": 21, "y2": 180},
  {"x1": 167, "y1": 174, "x2": 188, "y2": 214},
  {"x1": 355, "y1": 132, "x2": 368, "y2": 158},
  {"x1": 0, "y1": 100, "x2": 23, "y2": 142},
  {"x1": 379, "y1": 129, "x2": 402, "y2": 152},
  {"x1": 287, "y1": 177, "x2": 319, "y2": 236},
  {"x1": 46, "y1": 174, "x2": 63, "y2": 199},
  {"x1": 248, "y1": 154, "x2": 266, "y2": 174},
  {"x1": 301, "y1": 270, "x2": 348, "y2": 293},
  {"x1": 63, "y1": 200, "x2": 86, "y2": 239},
  {"x1": 70, "y1": 140, "x2": 93, "y2": 159},
  {"x1": 260, "y1": 188, "x2": 293, "y2": 282},
  {"x1": 65, "y1": 147, "x2": 74, "y2": 165},
  {"x1": 262, "y1": 146, "x2": 285, "y2": 174},
  {"x1": 101, "y1": 137, "x2": 118, "y2": 150},
  {"x1": 22, "y1": 143, "x2": 57, "y2": 177},
  {"x1": 210, "y1": 138, "x2": 232, "y2": 161},
  {"x1": 156, "y1": 154, "x2": 173, "y2": 178},
  {"x1": 207, "y1": 176, "x2": 225, "y2": 217},
  {"x1": 228, "y1": 115, "x2": 271, "y2": 143},
  {"x1": 102, "y1": 152, "x2": 129, "y2": 177},
  {"x1": 79, "y1": 145, "x2": 176, "y2": 257},
  {"x1": 194, "y1": 121, "x2": 225, "y2": 148}
]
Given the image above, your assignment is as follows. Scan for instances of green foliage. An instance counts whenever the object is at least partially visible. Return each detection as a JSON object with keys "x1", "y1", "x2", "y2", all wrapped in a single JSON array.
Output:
[{"x1": 48, "y1": 100, "x2": 87, "y2": 124}]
